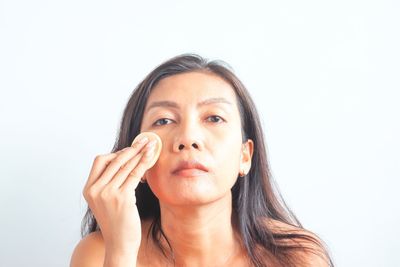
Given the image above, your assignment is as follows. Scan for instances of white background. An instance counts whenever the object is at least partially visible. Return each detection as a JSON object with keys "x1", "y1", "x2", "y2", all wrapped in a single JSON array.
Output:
[{"x1": 1, "y1": 0, "x2": 399, "y2": 266}]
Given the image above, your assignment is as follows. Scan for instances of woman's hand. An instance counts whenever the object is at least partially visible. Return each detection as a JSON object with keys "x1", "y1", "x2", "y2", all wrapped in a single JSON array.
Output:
[{"x1": 82, "y1": 134, "x2": 160, "y2": 258}]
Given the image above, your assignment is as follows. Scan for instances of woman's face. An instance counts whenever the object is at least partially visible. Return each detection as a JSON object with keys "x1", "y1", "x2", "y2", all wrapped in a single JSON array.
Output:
[{"x1": 140, "y1": 71, "x2": 253, "y2": 205}]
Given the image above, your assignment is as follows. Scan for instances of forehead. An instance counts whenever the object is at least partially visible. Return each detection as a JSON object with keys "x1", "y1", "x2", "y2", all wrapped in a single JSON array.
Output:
[{"x1": 145, "y1": 71, "x2": 238, "y2": 108}]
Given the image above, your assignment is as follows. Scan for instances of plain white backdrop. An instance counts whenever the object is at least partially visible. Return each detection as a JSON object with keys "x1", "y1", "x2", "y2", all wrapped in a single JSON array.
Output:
[{"x1": 1, "y1": 0, "x2": 399, "y2": 266}]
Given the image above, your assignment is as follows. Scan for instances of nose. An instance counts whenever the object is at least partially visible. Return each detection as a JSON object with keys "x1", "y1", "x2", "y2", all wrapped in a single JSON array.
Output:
[{"x1": 172, "y1": 118, "x2": 204, "y2": 152}]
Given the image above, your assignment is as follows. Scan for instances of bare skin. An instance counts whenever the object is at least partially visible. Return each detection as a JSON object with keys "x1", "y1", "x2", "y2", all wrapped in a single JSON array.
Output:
[
  {"x1": 70, "y1": 71, "x2": 329, "y2": 267},
  {"x1": 70, "y1": 218, "x2": 328, "y2": 267},
  {"x1": 135, "y1": 71, "x2": 254, "y2": 267}
]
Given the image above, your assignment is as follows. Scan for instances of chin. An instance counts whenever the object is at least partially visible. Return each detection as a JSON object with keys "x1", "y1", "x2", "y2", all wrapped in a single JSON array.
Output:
[
  {"x1": 149, "y1": 178, "x2": 226, "y2": 206},
  {"x1": 174, "y1": 191, "x2": 221, "y2": 205}
]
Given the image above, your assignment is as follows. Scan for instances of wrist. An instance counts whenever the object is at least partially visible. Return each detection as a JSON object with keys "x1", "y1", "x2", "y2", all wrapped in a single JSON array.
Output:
[{"x1": 104, "y1": 250, "x2": 138, "y2": 267}]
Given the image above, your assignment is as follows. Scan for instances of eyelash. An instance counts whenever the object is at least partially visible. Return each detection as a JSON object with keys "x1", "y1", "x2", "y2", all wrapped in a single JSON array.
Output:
[{"x1": 153, "y1": 115, "x2": 225, "y2": 126}]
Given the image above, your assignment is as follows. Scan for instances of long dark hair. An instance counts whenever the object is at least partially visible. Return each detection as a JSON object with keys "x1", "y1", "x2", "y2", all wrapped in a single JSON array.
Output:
[{"x1": 81, "y1": 53, "x2": 334, "y2": 267}]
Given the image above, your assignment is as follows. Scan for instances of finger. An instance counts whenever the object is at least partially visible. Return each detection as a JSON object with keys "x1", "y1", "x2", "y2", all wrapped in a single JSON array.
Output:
[
  {"x1": 120, "y1": 145, "x2": 156, "y2": 191},
  {"x1": 85, "y1": 152, "x2": 119, "y2": 189},
  {"x1": 108, "y1": 140, "x2": 156, "y2": 188},
  {"x1": 92, "y1": 141, "x2": 149, "y2": 188},
  {"x1": 85, "y1": 147, "x2": 133, "y2": 188},
  {"x1": 108, "y1": 149, "x2": 146, "y2": 188}
]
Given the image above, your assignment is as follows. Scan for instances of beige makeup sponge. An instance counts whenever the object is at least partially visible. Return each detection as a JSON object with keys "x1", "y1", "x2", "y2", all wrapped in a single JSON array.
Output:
[{"x1": 131, "y1": 132, "x2": 162, "y2": 169}]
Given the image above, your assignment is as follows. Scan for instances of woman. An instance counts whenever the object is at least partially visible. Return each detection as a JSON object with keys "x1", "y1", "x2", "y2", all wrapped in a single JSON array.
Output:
[{"x1": 70, "y1": 54, "x2": 334, "y2": 267}]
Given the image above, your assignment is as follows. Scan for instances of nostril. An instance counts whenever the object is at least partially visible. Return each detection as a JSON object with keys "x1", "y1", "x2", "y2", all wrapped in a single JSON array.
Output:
[{"x1": 178, "y1": 143, "x2": 199, "y2": 150}]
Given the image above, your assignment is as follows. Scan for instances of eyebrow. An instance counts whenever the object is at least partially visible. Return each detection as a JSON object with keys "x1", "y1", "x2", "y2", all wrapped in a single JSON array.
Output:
[{"x1": 145, "y1": 97, "x2": 233, "y2": 112}]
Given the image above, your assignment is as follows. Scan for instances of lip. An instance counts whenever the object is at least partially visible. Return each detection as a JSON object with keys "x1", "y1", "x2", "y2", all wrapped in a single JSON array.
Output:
[{"x1": 172, "y1": 160, "x2": 209, "y2": 177}]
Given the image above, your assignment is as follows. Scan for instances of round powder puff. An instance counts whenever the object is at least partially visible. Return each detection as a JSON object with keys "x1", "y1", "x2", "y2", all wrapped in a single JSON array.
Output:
[{"x1": 131, "y1": 132, "x2": 162, "y2": 169}]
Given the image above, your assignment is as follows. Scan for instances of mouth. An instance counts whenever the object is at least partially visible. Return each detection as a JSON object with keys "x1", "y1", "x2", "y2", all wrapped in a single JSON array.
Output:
[
  {"x1": 172, "y1": 168, "x2": 208, "y2": 177},
  {"x1": 171, "y1": 160, "x2": 209, "y2": 177}
]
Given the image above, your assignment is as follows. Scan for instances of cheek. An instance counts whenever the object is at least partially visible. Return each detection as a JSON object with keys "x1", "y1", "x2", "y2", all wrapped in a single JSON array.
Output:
[
  {"x1": 143, "y1": 151, "x2": 172, "y2": 189},
  {"x1": 214, "y1": 127, "x2": 242, "y2": 159},
  {"x1": 144, "y1": 151, "x2": 166, "y2": 181},
  {"x1": 214, "y1": 149, "x2": 241, "y2": 184},
  {"x1": 212, "y1": 137, "x2": 242, "y2": 184}
]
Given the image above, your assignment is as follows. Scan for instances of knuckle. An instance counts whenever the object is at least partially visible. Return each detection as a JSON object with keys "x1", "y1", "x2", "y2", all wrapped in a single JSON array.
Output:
[
  {"x1": 129, "y1": 168, "x2": 143, "y2": 178},
  {"x1": 93, "y1": 155, "x2": 107, "y2": 166},
  {"x1": 131, "y1": 142, "x2": 142, "y2": 149},
  {"x1": 120, "y1": 161, "x2": 130, "y2": 170},
  {"x1": 117, "y1": 147, "x2": 130, "y2": 154},
  {"x1": 99, "y1": 190, "x2": 110, "y2": 200},
  {"x1": 94, "y1": 153, "x2": 115, "y2": 163},
  {"x1": 136, "y1": 162, "x2": 147, "y2": 172},
  {"x1": 84, "y1": 187, "x2": 96, "y2": 199},
  {"x1": 128, "y1": 169, "x2": 139, "y2": 178},
  {"x1": 112, "y1": 158, "x2": 126, "y2": 167},
  {"x1": 83, "y1": 191, "x2": 93, "y2": 203},
  {"x1": 99, "y1": 187, "x2": 117, "y2": 200},
  {"x1": 94, "y1": 154, "x2": 105, "y2": 162}
]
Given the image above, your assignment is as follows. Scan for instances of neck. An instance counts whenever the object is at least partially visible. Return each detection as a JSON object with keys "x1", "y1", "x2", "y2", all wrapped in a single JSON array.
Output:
[{"x1": 156, "y1": 193, "x2": 242, "y2": 267}]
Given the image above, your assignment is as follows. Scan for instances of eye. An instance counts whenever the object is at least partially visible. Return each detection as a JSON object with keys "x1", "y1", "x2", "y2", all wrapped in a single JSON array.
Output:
[
  {"x1": 206, "y1": 115, "x2": 225, "y2": 123},
  {"x1": 153, "y1": 118, "x2": 173, "y2": 126}
]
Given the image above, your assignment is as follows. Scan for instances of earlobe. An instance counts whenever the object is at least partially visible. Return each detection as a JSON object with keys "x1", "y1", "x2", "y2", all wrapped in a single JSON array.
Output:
[{"x1": 240, "y1": 139, "x2": 254, "y2": 175}]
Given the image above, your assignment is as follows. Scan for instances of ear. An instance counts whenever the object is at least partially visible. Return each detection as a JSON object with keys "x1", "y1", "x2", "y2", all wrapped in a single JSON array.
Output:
[{"x1": 239, "y1": 139, "x2": 254, "y2": 176}]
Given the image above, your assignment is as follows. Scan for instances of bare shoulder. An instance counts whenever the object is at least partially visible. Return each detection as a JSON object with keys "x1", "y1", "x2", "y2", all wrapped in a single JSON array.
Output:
[
  {"x1": 70, "y1": 221, "x2": 154, "y2": 267},
  {"x1": 70, "y1": 231, "x2": 105, "y2": 267},
  {"x1": 264, "y1": 218, "x2": 332, "y2": 267}
]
